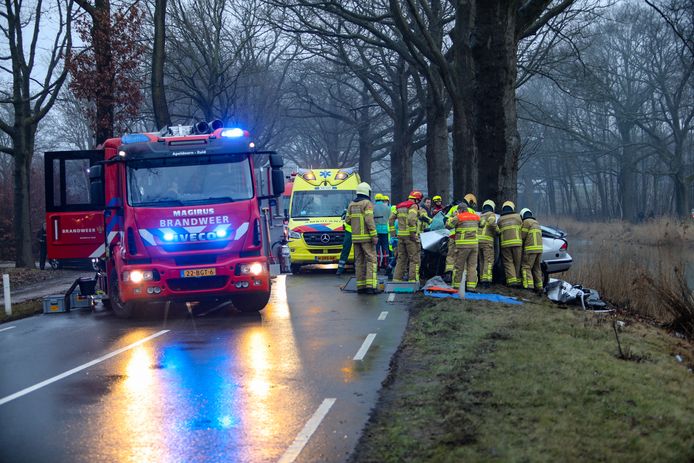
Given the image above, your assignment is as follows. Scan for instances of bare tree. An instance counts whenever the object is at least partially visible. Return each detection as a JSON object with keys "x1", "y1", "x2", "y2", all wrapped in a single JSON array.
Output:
[
  {"x1": 151, "y1": 0, "x2": 171, "y2": 129},
  {"x1": 0, "y1": 0, "x2": 73, "y2": 267}
]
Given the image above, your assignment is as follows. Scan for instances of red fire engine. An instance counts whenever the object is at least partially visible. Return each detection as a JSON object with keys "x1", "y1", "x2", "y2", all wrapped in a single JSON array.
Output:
[{"x1": 44, "y1": 122, "x2": 285, "y2": 317}]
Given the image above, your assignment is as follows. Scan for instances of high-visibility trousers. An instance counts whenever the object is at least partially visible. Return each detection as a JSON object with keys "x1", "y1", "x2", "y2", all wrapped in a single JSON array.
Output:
[
  {"x1": 521, "y1": 252, "x2": 543, "y2": 290},
  {"x1": 354, "y1": 242, "x2": 377, "y2": 289},
  {"x1": 445, "y1": 244, "x2": 457, "y2": 273},
  {"x1": 393, "y1": 237, "x2": 420, "y2": 283},
  {"x1": 478, "y1": 242, "x2": 495, "y2": 283},
  {"x1": 452, "y1": 247, "x2": 478, "y2": 290},
  {"x1": 337, "y1": 230, "x2": 353, "y2": 272},
  {"x1": 501, "y1": 246, "x2": 522, "y2": 285}
]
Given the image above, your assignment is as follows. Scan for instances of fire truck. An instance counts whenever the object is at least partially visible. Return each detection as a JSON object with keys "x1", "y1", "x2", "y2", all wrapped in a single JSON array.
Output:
[{"x1": 44, "y1": 122, "x2": 285, "y2": 317}]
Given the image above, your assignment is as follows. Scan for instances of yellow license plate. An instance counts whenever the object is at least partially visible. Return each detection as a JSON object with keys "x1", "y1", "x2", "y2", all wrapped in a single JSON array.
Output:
[
  {"x1": 316, "y1": 256, "x2": 335, "y2": 262},
  {"x1": 181, "y1": 268, "x2": 216, "y2": 277}
]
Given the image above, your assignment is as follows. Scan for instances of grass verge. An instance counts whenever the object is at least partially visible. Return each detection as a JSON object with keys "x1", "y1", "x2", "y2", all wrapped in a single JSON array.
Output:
[
  {"x1": 0, "y1": 299, "x2": 42, "y2": 323},
  {"x1": 352, "y1": 294, "x2": 694, "y2": 462}
]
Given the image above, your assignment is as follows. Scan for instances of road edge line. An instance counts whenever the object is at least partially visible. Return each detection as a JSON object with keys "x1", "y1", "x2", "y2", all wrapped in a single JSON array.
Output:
[
  {"x1": 277, "y1": 398, "x2": 336, "y2": 463},
  {"x1": 0, "y1": 329, "x2": 170, "y2": 406},
  {"x1": 353, "y1": 333, "x2": 377, "y2": 361},
  {"x1": 0, "y1": 326, "x2": 16, "y2": 333}
]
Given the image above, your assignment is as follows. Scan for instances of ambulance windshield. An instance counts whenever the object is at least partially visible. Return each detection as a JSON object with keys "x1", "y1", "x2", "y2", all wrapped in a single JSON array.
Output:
[
  {"x1": 290, "y1": 190, "x2": 354, "y2": 218},
  {"x1": 127, "y1": 154, "x2": 253, "y2": 207}
]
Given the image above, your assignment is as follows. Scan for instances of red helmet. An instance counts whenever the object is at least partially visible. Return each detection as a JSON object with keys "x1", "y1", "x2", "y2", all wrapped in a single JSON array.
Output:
[{"x1": 408, "y1": 190, "x2": 423, "y2": 202}]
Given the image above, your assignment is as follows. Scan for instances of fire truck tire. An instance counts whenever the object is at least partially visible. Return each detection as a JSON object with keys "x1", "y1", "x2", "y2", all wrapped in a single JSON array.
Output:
[
  {"x1": 108, "y1": 269, "x2": 138, "y2": 318},
  {"x1": 232, "y1": 291, "x2": 270, "y2": 313}
]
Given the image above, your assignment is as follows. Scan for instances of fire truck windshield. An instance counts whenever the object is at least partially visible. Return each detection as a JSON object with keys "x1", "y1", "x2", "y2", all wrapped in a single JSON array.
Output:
[{"x1": 127, "y1": 154, "x2": 253, "y2": 207}]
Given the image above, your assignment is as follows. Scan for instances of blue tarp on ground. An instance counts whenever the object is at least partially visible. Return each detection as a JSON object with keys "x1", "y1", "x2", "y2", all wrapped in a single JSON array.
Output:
[{"x1": 423, "y1": 290, "x2": 523, "y2": 305}]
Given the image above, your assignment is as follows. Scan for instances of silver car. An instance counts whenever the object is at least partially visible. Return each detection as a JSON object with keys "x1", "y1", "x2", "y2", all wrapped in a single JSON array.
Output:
[{"x1": 541, "y1": 225, "x2": 572, "y2": 275}]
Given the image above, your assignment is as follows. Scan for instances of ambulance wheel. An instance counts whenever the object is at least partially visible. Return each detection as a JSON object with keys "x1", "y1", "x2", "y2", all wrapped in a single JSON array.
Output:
[
  {"x1": 290, "y1": 264, "x2": 301, "y2": 274},
  {"x1": 232, "y1": 291, "x2": 270, "y2": 313},
  {"x1": 109, "y1": 269, "x2": 137, "y2": 318}
]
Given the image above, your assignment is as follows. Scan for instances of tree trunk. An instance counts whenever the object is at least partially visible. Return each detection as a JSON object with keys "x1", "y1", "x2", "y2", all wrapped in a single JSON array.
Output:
[
  {"x1": 617, "y1": 123, "x2": 638, "y2": 221},
  {"x1": 12, "y1": 126, "x2": 36, "y2": 267},
  {"x1": 151, "y1": 0, "x2": 171, "y2": 130},
  {"x1": 357, "y1": 86, "x2": 372, "y2": 183},
  {"x1": 425, "y1": 78, "x2": 451, "y2": 202},
  {"x1": 390, "y1": 117, "x2": 413, "y2": 203},
  {"x1": 451, "y1": 99, "x2": 476, "y2": 202},
  {"x1": 93, "y1": 0, "x2": 115, "y2": 144},
  {"x1": 473, "y1": 0, "x2": 519, "y2": 207},
  {"x1": 673, "y1": 172, "x2": 688, "y2": 217}
]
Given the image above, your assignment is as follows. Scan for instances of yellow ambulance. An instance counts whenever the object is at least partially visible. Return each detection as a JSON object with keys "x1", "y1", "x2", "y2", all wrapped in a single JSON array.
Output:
[{"x1": 287, "y1": 168, "x2": 360, "y2": 271}]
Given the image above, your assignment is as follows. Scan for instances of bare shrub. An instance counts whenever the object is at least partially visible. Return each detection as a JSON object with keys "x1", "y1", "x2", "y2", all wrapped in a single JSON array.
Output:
[{"x1": 642, "y1": 268, "x2": 694, "y2": 338}]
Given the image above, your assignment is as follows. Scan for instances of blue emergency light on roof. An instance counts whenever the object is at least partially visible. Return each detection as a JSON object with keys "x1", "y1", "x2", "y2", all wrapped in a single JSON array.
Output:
[
  {"x1": 221, "y1": 128, "x2": 245, "y2": 138},
  {"x1": 121, "y1": 133, "x2": 150, "y2": 144}
]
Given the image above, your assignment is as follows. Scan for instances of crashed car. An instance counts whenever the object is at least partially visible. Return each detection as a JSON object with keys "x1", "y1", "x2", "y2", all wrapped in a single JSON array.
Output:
[{"x1": 419, "y1": 213, "x2": 572, "y2": 283}]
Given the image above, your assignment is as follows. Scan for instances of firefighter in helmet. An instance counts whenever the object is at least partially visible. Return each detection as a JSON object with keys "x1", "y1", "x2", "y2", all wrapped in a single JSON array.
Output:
[
  {"x1": 497, "y1": 201, "x2": 523, "y2": 286},
  {"x1": 520, "y1": 208, "x2": 544, "y2": 292},
  {"x1": 432, "y1": 195, "x2": 444, "y2": 215},
  {"x1": 345, "y1": 182, "x2": 379, "y2": 293},
  {"x1": 478, "y1": 200, "x2": 498, "y2": 287},
  {"x1": 446, "y1": 200, "x2": 480, "y2": 291},
  {"x1": 389, "y1": 191, "x2": 422, "y2": 282}
]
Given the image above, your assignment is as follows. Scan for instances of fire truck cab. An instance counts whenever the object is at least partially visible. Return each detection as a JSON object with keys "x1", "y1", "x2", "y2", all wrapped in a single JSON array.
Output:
[{"x1": 45, "y1": 124, "x2": 285, "y2": 317}]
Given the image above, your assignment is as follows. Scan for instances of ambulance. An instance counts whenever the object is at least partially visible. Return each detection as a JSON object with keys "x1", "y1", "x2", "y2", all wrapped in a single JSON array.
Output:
[{"x1": 287, "y1": 168, "x2": 360, "y2": 272}]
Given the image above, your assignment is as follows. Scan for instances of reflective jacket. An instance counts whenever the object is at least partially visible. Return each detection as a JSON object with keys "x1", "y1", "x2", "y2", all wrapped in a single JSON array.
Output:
[
  {"x1": 478, "y1": 211, "x2": 498, "y2": 245},
  {"x1": 346, "y1": 197, "x2": 376, "y2": 243},
  {"x1": 341, "y1": 209, "x2": 352, "y2": 233},
  {"x1": 389, "y1": 200, "x2": 418, "y2": 240},
  {"x1": 373, "y1": 201, "x2": 391, "y2": 235},
  {"x1": 521, "y1": 217, "x2": 543, "y2": 253},
  {"x1": 418, "y1": 207, "x2": 432, "y2": 234},
  {"x1": 497, "y1": 212, "x2": 522, "y2": 248},
  {"x1": 446, "y1": 211, "x2": 480, "y2": 249}
]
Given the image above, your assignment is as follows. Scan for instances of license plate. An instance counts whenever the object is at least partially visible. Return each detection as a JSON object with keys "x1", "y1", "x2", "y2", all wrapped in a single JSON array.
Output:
[
  {"x1": 181, "y1": 268, "x2": 216, "y2": 277},
  {"x1": 316, "y1": 256, "x2": 335, "y2": 262}
]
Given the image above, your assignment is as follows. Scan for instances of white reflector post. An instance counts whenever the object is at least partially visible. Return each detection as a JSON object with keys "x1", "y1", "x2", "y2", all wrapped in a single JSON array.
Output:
[{"x1": 3, "y1": 274, "x2": 11, "y2": 316}]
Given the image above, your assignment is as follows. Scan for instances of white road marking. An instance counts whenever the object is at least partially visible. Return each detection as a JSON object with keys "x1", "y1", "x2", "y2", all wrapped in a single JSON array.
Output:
[
  {"x1": 0, "y1": 329, "x2": 169, "y2": 406},
  {"x1": 377, "y1": 311, "x2": 388, "y2": 321},
  {"x1": 0, "y1": 325, "x2": 16, "y2": 333},
  {"x1": 353, "y1": 333, "x2": 377, "y2": 361},
  {"x1": 278, "y1": 398, "x2": 336, "y2": 463},
  {"x1": 387, "y1": 293, "x2": 395, "y2": 303}
]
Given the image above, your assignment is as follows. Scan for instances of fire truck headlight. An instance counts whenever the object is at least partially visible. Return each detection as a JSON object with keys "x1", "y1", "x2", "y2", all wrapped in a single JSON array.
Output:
[
  {"x1": 123, "y1": 270, "x2": 153, "y2": 283},
  {"x1": 288, "y1": 230, "x2": 301, "y2": 240},
  {"x1": 239, "y1": 262, "x2": 264, "y2": 275},
  {"x1": 216, "y1": 229, "x2": 227, "y2": 238},
  {"x1": 163, "y1": 232, "x2": 175, "y2": 242},
  {"x1": 249, "y1": 262, "x2": 263, "y2": 276}
]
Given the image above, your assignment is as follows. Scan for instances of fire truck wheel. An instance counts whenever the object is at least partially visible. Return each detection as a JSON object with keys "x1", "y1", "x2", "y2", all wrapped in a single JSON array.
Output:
[
  {"x1": 232, "y1": 291, "x2": 270, "y2": 313},
  {"x1": 108, "y1": 269, "x2": 137, "y2": 318}
]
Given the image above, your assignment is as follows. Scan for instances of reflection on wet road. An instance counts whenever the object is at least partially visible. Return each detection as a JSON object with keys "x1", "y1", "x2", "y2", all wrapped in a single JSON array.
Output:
[{"x1": 0, "y1": 274, "x2": 408, "y2": 463}]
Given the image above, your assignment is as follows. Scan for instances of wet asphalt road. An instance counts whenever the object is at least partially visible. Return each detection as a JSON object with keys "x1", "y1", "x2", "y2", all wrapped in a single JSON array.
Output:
[{"x1": 0, "y1": 272, "x2": 409, "y2": 463}]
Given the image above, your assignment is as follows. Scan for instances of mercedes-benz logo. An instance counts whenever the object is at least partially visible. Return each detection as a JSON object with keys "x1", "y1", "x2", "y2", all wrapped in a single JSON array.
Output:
[{"x1": 320, "y1": 233, "x2": 331, "y2": 243}]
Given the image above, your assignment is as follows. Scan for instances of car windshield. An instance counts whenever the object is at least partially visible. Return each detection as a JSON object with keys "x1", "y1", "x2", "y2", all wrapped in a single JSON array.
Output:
[
  {"x1": 127, "y1": 154, "x2": 253, "y2": 207},
  {"x1": 291, "y1": 190, "x2": 354, "y2": 218}
]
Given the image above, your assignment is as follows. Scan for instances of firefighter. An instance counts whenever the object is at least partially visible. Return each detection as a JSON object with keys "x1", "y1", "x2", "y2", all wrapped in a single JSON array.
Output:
[
  {"x1": 497, "y1": 201, "x2": 523, "y2": 286},
  {"x1": 447, "y1": 204, "x2": 480, "y2": 291},
  {"x1": 346, "y1": 182, "x2": 379, "y2": 293},
  {"x1": 373, "y1": 193, "x2": 392, "y2": 268},
  {"x1": 463, "y1": 193, "x2": 478, "y2": 211},
  {"x1": 520, "y1": 208, "x2": 544, "y2": 292},
  {"x1": 432, "y1": 195, "x2": 444, "y2": 215},
  {"x1": 478, "y1": 200, "x2": 498, "y2": 287},
  {"x1": 336, "y1": 207, "x2": 352, "y2": 275},
  {"x1": 443, "y1": 201, "x2": 459, "y2": 275},
  {"x1": 389, "y1": 191, "x2": 421, "y2": 282}
]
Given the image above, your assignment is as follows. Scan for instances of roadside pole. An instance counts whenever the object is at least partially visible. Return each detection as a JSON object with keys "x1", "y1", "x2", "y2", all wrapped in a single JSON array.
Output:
[{"x1": 2, "y1": 274, "x2": 10, "y2": 316}]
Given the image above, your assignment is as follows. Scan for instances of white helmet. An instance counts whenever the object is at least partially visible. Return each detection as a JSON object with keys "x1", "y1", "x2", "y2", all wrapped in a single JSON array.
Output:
[
  {"x1": 520, "y1": 208, "x2": 533, "y2": 219},
  {"x1": 356, "y1": 182, "x2": 371, "y2": 197}
]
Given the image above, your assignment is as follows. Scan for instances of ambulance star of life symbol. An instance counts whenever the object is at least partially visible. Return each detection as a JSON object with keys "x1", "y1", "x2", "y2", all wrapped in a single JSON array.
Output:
[
  {"x1": 319, "y1": 170, "x2": 331, "y2": 178},
  {"x1": 320, "y1": 233, "x2": 331, "y2": 243}
]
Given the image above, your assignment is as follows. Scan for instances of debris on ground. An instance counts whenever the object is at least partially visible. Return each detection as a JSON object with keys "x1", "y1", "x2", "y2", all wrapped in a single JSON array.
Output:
[{"x1": 546, "y1": 278, "x2": 609, "y2": 310}]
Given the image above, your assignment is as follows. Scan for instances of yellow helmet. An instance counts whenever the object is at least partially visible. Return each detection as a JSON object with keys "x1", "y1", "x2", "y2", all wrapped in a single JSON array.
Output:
[
  {"x1": 502, "y1": 201, "x2": 516, "y2": 211},
  {"x1": 483, "y1": 199, "x2": 496, "y2": 210},
  {"x1": 383, "y1": 195, "x2": 389, "y2": 202},
  {"x1": 464, "y1": 193, "x2": 477, "y2": 208},
  {"x1": 432, "y1": 195, "x2": 442, "y2": 202},
  {"x1": 375, "y1": 193, "x2": 384, "y2": 201}
]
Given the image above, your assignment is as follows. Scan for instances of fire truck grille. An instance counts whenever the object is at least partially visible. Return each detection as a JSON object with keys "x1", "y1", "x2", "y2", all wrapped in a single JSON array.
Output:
[
  {"x1": 162, "y1": 241, "x2": 228, "y2": 253},
  {"x1": 303, "y1": 232, "x2": 344, "y2": 246},
  {"x1": 167, "y1": 276, "x2": 229, "y2": 292}
]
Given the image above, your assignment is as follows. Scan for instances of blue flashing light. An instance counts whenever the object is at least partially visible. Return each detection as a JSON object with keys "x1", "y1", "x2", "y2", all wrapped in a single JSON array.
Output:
[
  {"x1": 163, "y1": 232, "x2": 174, "y2": 242},
  {"x1": 221, "y1": 128, "x2": 244, "y2": 138},
  {"x1": 216, "y1": 229, "x2": 228, "y2": 238},
  {"x1": 121, "y1": 133, "x2": 150, "y2": 144}
]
